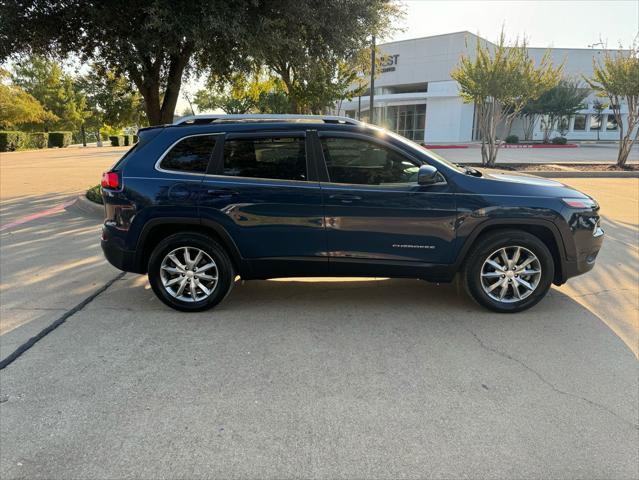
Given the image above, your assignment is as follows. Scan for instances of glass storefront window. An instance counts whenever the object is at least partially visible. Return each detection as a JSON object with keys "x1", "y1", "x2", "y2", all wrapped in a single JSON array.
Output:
[
  {"x1": 379, "y1": 104, "x2": 426, "y2": 142},
  {"x1": 573, "y1": 114, "x2": 586, "y2": 131},
  {"x1": 590, "y1": 115, "x2": 602, "y2": 131},
  {"x1": 606, "y1": 115, "x2": 618, "y2": 130}
]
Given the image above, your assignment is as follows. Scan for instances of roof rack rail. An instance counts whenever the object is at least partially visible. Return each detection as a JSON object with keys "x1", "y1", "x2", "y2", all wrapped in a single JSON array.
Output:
[{"x1": 173, "y1": 114, "x2": 363, "y2": 126}]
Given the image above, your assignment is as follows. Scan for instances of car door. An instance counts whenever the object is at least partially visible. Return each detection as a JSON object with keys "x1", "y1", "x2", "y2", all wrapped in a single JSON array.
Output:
[
  {"x1": 199, "y1": 131, "x2": 327, "y2": 277},
  {"x1": 315, "y1": 131, "x2": 457, "y2": 274}
]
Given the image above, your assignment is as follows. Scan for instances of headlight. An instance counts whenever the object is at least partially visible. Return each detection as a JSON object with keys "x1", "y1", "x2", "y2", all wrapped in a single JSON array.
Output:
[{"x1": 562, "y1": 197, "x2": 598, "y2": 209}]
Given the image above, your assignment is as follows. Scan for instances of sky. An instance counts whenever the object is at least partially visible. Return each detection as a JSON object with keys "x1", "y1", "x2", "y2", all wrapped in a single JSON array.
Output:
[
  {"x1": 178, "y1": 0, "x2": 639, "y2": 114},
  {"x1": 389, "y1": 0, "x2": 638, "y2": 48}
]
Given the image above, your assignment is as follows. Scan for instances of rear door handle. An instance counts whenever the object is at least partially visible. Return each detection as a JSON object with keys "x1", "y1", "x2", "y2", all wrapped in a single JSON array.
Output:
[{"x1": 329, "y1": 193, "x2": 362, "y2": 204}]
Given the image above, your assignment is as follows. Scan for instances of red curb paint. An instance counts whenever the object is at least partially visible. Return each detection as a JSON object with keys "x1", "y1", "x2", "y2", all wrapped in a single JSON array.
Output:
[
  {"x1": 423, "y1": 145, "x2": 469, "y2": 149},
  {"x1": 502, "y1": 144, "x2": 579, "y2": 149},
  {"x1": 0, "y1": 199, "x2": 75, "y2": 232}
]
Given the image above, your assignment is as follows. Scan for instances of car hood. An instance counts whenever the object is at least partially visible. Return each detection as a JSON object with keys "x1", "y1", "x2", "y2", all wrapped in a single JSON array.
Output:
[
  {"x1": 480, "y1": 170, "x2": 566, "y2": 187},
  {"x1": 464, "y1": 168, "x2": 590, "y2": 199}
]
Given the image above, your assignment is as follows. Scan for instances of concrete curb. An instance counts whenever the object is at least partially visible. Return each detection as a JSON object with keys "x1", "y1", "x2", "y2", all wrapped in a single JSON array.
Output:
[{"x1": 73, "y1": 194, "x2": 104, "y2": 217}]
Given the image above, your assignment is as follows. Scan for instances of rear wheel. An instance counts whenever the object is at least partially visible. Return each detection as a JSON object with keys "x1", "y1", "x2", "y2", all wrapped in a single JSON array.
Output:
[
  {"x1": 464, "y1": 230, "x2": 554, "y2": 313},
  {"x1": 148, "y1": 233, "x2": 235, "y2": 312}
]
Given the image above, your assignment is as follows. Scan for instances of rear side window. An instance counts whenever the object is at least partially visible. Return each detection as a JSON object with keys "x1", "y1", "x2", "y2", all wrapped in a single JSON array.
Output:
[
  {"x1": 223, "y1": 137, "x2": 306, "y2": 181},
  {"x1": 160, "y1": 135, "x2": 216, "y2": 173}
]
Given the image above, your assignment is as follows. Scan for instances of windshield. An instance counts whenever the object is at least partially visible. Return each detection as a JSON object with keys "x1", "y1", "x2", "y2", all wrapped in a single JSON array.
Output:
[{"x1": 373, "y1": 127, "x2": 465, "y2": 174}]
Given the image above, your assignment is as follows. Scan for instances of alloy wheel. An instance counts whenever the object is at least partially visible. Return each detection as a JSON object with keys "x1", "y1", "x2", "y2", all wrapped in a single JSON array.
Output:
[
  {"x1": 159, "y1": 247, "x2": 218, "y2": 302},
  {"x1": 480, "y1": 246, "x2": 542, "y2": 303}
]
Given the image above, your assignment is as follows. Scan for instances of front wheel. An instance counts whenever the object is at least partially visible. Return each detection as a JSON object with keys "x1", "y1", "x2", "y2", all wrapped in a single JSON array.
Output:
[
  {"x1": 464, "y1": 230, "x2": 555, "y2": 313},
  {"x1": 148, "y1": 233, "x2": 235, "y2": 312}
]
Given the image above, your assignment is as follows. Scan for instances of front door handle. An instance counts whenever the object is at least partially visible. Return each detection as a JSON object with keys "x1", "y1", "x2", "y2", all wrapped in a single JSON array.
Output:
[
  {"x1": 329, "y1": 193, "x2": 362, "y2": 204},
  {"x1": 207, "y1": 188, "x2": 239, "y2": 198}
]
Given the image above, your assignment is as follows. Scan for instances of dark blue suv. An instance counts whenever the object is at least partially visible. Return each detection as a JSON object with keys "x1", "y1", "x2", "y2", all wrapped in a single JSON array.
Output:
[{"x1": 101, "y1": 115, "x2": 603, "y2": 313}]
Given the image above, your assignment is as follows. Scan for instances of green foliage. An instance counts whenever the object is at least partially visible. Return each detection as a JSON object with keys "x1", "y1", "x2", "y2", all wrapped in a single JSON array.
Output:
[
  {"x1": 0, "y1": 68, "x2": 58, "y2": 129},
  {"x1": 525, "y1": 79, "x2": 589, "y2": 141},
  {"x1": 27, "y1": 132, "x2": 48, "y2": 149},
  {"x1": 451, "y1": 31, "x2": 562, "y2": 165},
  {"x1": 48, "y1": 131, "x2": 72, "y2": 148},
  {"x1": 505, "y1": 134, "x2": 519, "y2": 144},
  {"x1": 123, "y1": 134, "x2": 134, "y2": 146},
  {"x1": 194, "y1": 70, "x2": 292, "y2": 114},
  {"x1": 551, "y1": 136, "x2": 567, "y2": 145},
  {"x1": 109, "y1": 135, "x2": 125, "y2": 146},
  {"x1": 0, "y1": 131, "x2": 27, "y2": 151},
  {"x1": 1, "y1": 1, "x2": 399, "y2": 125},
  {"x1": 585, "y1": 47, "x2": 639, "y2": 165},
  {"x1": 86, "y1": 185, "x2": 103, "y2": 204},
  {"x1": 11, "y1": 56, "x2": 88, "y2": 132},
  {"x1": 78, "y1": 63, "x2": 145, "y2": 136}
]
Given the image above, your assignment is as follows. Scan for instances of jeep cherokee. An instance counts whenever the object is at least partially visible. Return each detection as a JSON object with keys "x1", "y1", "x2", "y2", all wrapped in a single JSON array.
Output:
[{"x1": 100, "y1": 114, "x2": 603, "y2": 313}]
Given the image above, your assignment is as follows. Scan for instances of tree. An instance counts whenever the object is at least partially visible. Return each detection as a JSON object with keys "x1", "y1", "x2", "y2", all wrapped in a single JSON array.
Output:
[
  {"x1": 590, "y1": 99, "x2": 608, "y2": 142},
  {"x1": 1, "y1": 0, "x2": 399, "y2": 125},
  {"x1": 451, "y1": 32, "x2": 561, "y2": 166},
  {"x1": 193, "y1": 70, "x2": 285, "y2": 114},
  {"x1": 0, "y1": 68, "x2": 57, "y2": 129},
  {"x1": 529, "y1": 79, "x2": 589, "y2": 142},
  {"x1": 77, "y1": 63, "x2": 145, "y2": 144},
  {"x1": 11, "y1": 55, "x2": 87, "y2": 131},
  {"x1": 251, "y1": 0, "x2": 400, "y2": 113}
]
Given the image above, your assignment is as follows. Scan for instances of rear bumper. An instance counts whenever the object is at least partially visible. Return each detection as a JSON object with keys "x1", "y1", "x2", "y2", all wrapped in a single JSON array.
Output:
[
  {"x1": 101, "y1": 224, "x2": 142, "y2": 273},
  {"x1": 101, "y1": 239, "x2": 138, "y2": 272}
]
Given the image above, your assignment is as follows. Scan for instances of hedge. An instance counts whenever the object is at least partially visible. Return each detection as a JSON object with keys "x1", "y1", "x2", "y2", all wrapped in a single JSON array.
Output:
[
  {"x1": 551, "y1": 136, "x2": 567, "y2": 145},
  {"x1": 48, "y1": 131, "x2": 72, "y2": 148},
  {"x1": 0, "y1": 131, "x2": 27, "y2": 152},
  {"x1": 505, "y1": 134, "x2": 519, "y2": 144},
  {"x1": 109, "y1": 135, "x2": 125, "y2": 146},
  {"x1": 28, "y1": 132, "x2": 48, "y2": 149},
  {"x1": 123, "y1": 134, "x2": 134, "y2": 146}
]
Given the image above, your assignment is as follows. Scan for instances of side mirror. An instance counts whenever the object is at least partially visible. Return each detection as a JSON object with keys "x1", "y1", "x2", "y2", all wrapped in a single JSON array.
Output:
[{"x1": 417, "y1": 164, "x2": 439, "y2": 185}]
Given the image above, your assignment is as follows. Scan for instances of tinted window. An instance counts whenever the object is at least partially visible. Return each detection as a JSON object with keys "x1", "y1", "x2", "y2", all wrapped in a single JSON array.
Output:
[
  {"x1": 160, "y1": 135, "x2": 216, "y2": 173},
  {"x1": 573, "y1": 114, "x2": 586, "y2": 131},
  {"x1": 321, "y1": 137, "x2": 419, "y2": 185},
  {"x1": 223, "y1": 137, "x2": 306, "y2": 181}
]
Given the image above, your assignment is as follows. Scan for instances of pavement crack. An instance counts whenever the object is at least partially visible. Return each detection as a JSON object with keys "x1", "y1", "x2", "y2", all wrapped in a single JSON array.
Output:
[
  {"x1": 0, "y1": 272, "x2": 126, "y2": 370},
  {"x1": 464, "y1": 326, "x2": 639, "y2": 431}
]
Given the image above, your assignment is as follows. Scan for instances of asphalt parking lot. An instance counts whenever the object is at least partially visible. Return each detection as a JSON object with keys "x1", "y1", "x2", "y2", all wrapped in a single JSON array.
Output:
[{"x1": 0, "y1": 146, "x2": 637, "y2": 479}]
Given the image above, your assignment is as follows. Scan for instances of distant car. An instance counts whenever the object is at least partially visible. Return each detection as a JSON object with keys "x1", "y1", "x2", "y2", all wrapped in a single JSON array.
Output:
[{"x1": 100, "y1": 114, "x2": 603, "y2": 313}]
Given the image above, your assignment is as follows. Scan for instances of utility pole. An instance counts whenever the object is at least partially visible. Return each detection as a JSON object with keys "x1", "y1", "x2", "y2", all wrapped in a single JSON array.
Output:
[
  {"x1": 358, "y1": 95, "x2": 361, "y2": 120},
  {"x1": 369, "y1": 35, "x2": 375, "y2": 124}
]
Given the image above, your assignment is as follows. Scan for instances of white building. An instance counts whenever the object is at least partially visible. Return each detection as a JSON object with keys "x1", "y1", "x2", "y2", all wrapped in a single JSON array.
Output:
[{"x1": 338, "y1": 31, "x2": 628, "y2": 143}]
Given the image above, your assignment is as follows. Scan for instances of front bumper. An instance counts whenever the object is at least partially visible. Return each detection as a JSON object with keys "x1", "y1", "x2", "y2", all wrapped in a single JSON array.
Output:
[{"x1": 564, "y1": 224, "x2": 604, "y2": 280}]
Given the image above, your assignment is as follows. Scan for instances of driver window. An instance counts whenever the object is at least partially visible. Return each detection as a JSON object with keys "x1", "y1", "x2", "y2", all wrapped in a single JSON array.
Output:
[{"x1": 320, "y1": 137, "x2": 419, "y2": 185}]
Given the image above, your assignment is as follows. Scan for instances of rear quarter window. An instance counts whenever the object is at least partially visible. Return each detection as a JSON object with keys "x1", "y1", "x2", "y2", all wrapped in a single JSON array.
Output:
[{"x1": 159, "y1": 135, "x2": 217, "y2": 173}]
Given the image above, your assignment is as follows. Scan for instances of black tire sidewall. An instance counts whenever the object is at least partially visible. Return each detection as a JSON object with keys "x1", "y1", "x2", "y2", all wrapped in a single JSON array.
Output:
[
  {"x1": 148, "y1": 233, "x2": 234, "y2": 312},
  {"x1": 465, "y1": 231, "x2": 554, "y2": 313}
]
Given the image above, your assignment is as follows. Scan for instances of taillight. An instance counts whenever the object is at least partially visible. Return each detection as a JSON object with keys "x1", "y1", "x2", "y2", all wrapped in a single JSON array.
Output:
[{"x1": 101, "y1": 171, "x2": 120, "y2": 189}]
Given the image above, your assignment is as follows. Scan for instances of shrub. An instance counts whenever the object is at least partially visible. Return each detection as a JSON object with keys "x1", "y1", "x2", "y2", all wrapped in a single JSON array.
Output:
[
  {"x1": 86, "y1": 185, "x2": 103, "y2": 204},
  {"x1": 505, "y1": 134, "x2": 519, "y2": 144},
  {"x1": 133, "y1": 135, "x2": 138, "y2": 144},
  {"x1": 123, "y1": 134, "x2": 134, "y2": 146},
  {"x1": 48, "y1": 131, "x2": 72, "y2": 148},
  {"x1": 109, "y1": 135, "x2": 125, "y2": 146},
  {"x1": 0, "y1": 131, "x2": 27, "y2": 151},
  {"x1": 27, "y1": 132, "x2": 48, "y2": 149},
  {"x1": 551, "y1": 136, "x2": 567, "y2": 145}
]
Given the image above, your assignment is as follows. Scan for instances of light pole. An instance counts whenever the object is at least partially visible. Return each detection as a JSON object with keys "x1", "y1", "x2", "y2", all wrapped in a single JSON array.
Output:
[{"x1": 369, "y1": 35, "x2": 375, "y2": 124}]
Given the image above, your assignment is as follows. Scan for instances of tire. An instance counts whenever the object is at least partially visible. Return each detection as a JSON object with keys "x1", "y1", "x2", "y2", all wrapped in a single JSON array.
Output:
[
  {"x1": 463, "y1": 230, "x2": 554, "y2": 313},
  {"x1": 148, "y1": 232, "x2": 235, "y2": 312}
]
